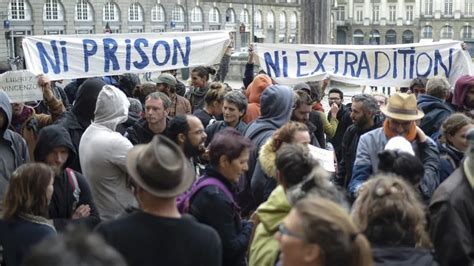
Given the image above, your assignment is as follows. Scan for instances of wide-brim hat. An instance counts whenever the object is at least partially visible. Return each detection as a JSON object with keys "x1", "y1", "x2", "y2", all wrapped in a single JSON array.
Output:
[
  {"x1": 381, "y1": 93, "x2": 424, "y2": 121},
  {"x1": 126, "y1": 135, "x2": 194, "y2": 198}
]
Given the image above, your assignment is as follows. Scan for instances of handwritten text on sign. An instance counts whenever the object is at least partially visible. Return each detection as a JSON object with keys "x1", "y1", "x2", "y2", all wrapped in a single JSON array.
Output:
[
  {"x1": 254, "y1": 41, "x2": 473, "y2": 86},
  {"x1": 0, "y1": 70, "x2": 42, "y2": 103},
  {"x1": 22, "y1": 31, "x2": 230, "y2": 81}
]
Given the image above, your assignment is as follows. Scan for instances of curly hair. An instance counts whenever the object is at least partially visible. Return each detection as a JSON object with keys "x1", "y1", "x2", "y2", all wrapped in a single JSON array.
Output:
[
  {"x1": 351, "y1": 175, "x2": 431, "y2": 248},
  {"x1": 440, "y1": 113, "x2": 473, "y2": 144},
  {"x1": 271, "y1": 121, "x2": 309, "y2": 152}
]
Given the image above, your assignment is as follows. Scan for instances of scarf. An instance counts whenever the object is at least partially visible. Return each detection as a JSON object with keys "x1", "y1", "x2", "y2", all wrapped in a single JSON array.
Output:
[
  {"x1": 383, "y1": 120, "x2": 417, "y2": 142},
  {"x1": 11, "y1": 106, "x2": 33, "y2": 132}
]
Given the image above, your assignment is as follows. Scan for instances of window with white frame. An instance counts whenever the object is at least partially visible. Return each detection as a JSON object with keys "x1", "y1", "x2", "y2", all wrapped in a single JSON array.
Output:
[
  {"x1": 463, "y1": 25, "x2": 472, "y2": 39},
  {"x1": 191, "y1": 7, "x2": 203, "y2": 23},
  {"x1": 425, "y1": 0, "x2": 433, "y2": 15},
  {"x1": 290, "y1": 12, "x2": 297, "y2": 29},
  {"x1": 103, "y1": 1, "x2": 119, "y2": 21},
  {"x1": 389, "y1": 5, "x2": 396, "y2": 22},
  {"x1": 267, "y1": 11, "x2": 275, "y2": 29},
  {"x1": 445, "y1": 0, "x2": 453, "y2": 15},
  {"x1": 466, "y1": 0, "x2": 474, "y2": 15},
  {"x1": 279, "y1": 12, "x2": 286, "y2": 30},
  {"x1": 441, "y1": 25, "x2": 453, "y2": 39},
  {"x1": 372, "y1": 5, "x2": 379, "y2": 22},
  {"x1": 128, "y1": 3, "x2": 143, "y2": 22},
  {"x1": 240, "y1": 9, "x2": 249, "y2": 24},
  {"x1": 225, "y1": 9, "x2": 235, "y2": 23},
  {"x1": 336, "y1": 6, "x2": 345, "y2": 21},
  {"x1": 75, "y1": 0, "x2": 92, "y2": 21},
  {"x1": 355, "y1": 8, "x2": 363, "y2": 23},
  {"x1": 406, "y1": 5, "x2": 413, "y2": 22},
  {"x1": 422, "y1": 25, "x2": 433, "y2": 38},
  {"x1": 44, "y1": 0, "x2": 63, "y2": 21},
  {"x1": 209, "y1": 7, "x2": 219, "y2": 23},
  {"x1": 255, "y1": 10, "x2": 262, "y2": 29},
  {"x1": 9, "y1": 0, "x2": 33, "y2": 20},
  {"x1": 151, "y1": 4, "x2": 165, "y2": 22},
  {"x1": 172, "y1": 5, "x2": 185, "y2": 22}
]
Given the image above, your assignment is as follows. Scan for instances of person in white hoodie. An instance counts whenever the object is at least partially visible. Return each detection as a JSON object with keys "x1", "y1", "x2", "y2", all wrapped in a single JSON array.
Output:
[{"x1": 79, "y1": 85, "x2": 136, "y2": 221}]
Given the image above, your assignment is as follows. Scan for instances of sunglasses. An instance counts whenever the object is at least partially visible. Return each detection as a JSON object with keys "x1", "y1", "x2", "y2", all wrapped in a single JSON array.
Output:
[{"x1": 278, "y1": 223, "x2": 304, "y2": 240}]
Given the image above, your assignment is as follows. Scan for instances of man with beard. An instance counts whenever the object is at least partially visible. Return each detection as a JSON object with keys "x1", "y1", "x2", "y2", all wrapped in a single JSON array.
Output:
[
  {"x1": 334, "y1": 94, "x2": 382, "y2": 189},
  {"x1": 155, "y1": 73, "x2": 191, "y2": 118},
  {"x1": 291, "y1": 90, "x2": 323, "y2": 147},
  {"x1": 34, "y1": 124, "x2": 100, "y2": 231},
  {"x1": 453, "y1": 75, "x2": 474, "y2": 118},
  {"x1": 166, "y1": 114, "x2": 207, "y2": 177},
  {"x1": 326, "y1": 88, "x2": 353, "y2": 163}
]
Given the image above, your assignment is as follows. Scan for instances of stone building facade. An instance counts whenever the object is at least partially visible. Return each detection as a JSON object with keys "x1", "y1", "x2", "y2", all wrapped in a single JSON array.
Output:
[{"x1": 0, "y1": 0, "x2": 301, "y2": 61}]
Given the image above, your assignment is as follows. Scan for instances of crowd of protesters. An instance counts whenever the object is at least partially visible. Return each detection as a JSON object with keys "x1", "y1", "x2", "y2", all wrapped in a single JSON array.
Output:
[{"x1": 0, "y1": 42, "x2": 473, "y2": 266}]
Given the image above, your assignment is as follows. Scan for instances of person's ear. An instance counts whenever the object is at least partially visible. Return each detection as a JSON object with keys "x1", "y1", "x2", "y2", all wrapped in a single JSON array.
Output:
[
  {"x1": 219, "y1": 155, "x2": 230, "y2": 168},
  {"x1": 177, "y1": 133, "x2": 186, "y2": 145},
  {"x1": 303, "y1": 243, "x2": 321, "y2": 263}
]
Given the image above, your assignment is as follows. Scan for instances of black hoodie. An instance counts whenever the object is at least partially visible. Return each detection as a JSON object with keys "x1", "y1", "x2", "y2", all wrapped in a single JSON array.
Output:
[
  {"x1": 55, "y1": 78, "x2": 105, "y2": 172},
  {"x1": 34, "y1": 124, "x2": 100, "y2": 231}
]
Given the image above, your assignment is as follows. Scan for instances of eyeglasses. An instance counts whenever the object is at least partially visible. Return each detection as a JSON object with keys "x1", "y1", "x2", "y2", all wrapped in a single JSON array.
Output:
[{"x1": 278, "y1": 223, "x2": 304, "y2": 240}]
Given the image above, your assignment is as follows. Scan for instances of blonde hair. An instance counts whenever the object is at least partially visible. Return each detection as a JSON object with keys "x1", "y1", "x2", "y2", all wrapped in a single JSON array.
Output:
[
  {"x1": 351, "y1": 175, "x2": 431, "y2": 248},
  {"x1": 294, "y1": 197, "x2": 373, "y2": 266}
]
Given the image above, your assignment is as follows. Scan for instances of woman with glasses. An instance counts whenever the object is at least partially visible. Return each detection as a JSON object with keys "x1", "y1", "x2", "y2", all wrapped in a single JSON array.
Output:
[
  {"x1": 276, "y1": 197, "x2": 372, "y2": 266},
  {"x1": 189, "y1": 128, "x2": 254, "y2": 266},
  {"x1": 0, "y1": 163, "x2": 56, "y2": 266}
]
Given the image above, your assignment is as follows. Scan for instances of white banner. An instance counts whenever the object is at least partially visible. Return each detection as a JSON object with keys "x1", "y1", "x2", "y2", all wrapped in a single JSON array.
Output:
[
  {"x1": 22, "y1": 31, "x2": 231, "y2": 81},
  {"x1": 0, "y1": 70, "x2": 42, "y2": 103},
  {"x1": 254, "y1": 41, "x2": 474, "y2": 87}
]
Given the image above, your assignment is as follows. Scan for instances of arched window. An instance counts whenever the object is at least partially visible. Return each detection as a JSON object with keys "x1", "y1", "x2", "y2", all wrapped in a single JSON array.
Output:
[
  {"x1": 279, "y1": 12, "x2": 286, "y2": 30},
  {"x1": 462, "y1": 25, "x2": 472, "y2": 39},
  {"x1": 369, "y1": 29, "x2": 380, "y2": 44},
  {"x1": 240, "y1": 9, "x2": 249, "y2": 24},
  {"x1": 209, "y1": 7, "x2": 220, "y2": 23},
  {"x1": 151, "y1": 4, "x2": 165, "y2": 22},
  {"x1": 402, "y1": 30, "x2": 414, "y2": 43},
  {"x1": 267, "y1": 11, "x2": 275, "y2": 29},
  {"x1": 128, "y1": 3, "x2": 143, "y2": 22},
  {"x1": 9, "y1": 0, "x2": 32, "y2": 20},
  {"x1": 172, "y1": 5, "x2": 185, "y2": 22},
  {"x1": 353, "y1": 29, "x2": 364, "y2": 45},
  {"x1": 75, "y1": 0, "x2": 93, "y2": 21},
  {"x1": 385, "y1": 29, "x2": 397, "y2": 44},
  {"x1": 225, "y1": 8, "x2": 235, "y2": 23},
  {"x1": 43, "y1": 0, "x2": 64, "y2": 21},
  {"x1": 422, "y1": 26, "x2": 433, "y2": 38},
  {"x1": 290, "y1": 12, "x2": 297, "y2": 29},
  {"x1": 191, "y1": 7, "x2": 203, "y2": 23},
  {"x1": 254, "y1": 10, "x2": 262, "y2": 29},
  {"x1": 440, "y1": 26, "x2": 453, "y2": 39},
  {"x1": 103, "y1": 1, "x2": 119, "y2": 22}
]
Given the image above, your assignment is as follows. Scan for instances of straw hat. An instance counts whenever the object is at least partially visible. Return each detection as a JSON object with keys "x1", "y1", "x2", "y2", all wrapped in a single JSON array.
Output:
[{"x1": 380, "y1": 93, "x2": 424, "y2": 121}]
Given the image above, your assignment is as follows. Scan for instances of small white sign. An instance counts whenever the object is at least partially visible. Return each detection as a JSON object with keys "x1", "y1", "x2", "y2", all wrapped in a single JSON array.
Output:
[
  {"x1": 0, "y1": 70, "x2": 42, "y2": 103},
  {"x1": 308, "y1": 144, "x2": 336, "y2": 172}
]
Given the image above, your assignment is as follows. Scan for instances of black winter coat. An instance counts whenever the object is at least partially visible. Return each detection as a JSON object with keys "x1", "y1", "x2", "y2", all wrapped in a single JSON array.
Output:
[
  {"x1": 417, "y1": 94, "x2": 454, "y2": 137},
  {"x1": 372, "y1": 246, "x2": 438, "y2": 266},
  {"x1": 190, "y1": 167, "x2": 253, "y2": 266},
  {"x1": 327, "y1": 104, "x2": 352, "y2": 163}
]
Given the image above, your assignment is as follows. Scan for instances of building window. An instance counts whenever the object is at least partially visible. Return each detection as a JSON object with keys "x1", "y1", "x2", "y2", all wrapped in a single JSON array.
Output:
[
  {"x1": 128, "y1": 3, "x2": 143, "y2": 22},
  {"x1": 422, "y1": 25, "x2": 433, "y2": 38},
  {"x1": 225, "y1": 9, "x2": 235, "y2": 23},
  {"x1": 406, "y1": 5, "x2": 413, "y2": 22},
  {"x1": 353, "y1": 29, "x2": 364, "y2": 45},
  {"x1": 191, "y1": 7, "x2": 202, "y2": 23},
  {"x1": 385, "y1": 29, "x2": 397, "y2": 44},
  {"x1": 402, "y1": 30, "x2": 414, "y2": 43},
  {"x1": 389, "y1": 5, "x2": 396, "y2": 22},
  {"x1": 355, "y1": 8, "x2": 363, "y2": 23},
  {"x1": 290, "y1": 12, "x2": 297, "y2": 29},
  {"x1": 441, "y1": 25, "x2": 453, "y2": 39},
  {"x1": 9, "y1": 0, "x2": 30, "y2": 20},
  {"x1": 75, "y1": 0, "x2": 91, "y2": 21},
  {"x1": 103, "y1": 1, "x2": 119, "y2": 22},
  {"x1": 44, "y1": 0, "x2": 62, "y2": 21},
  {"x1": 372, "y1": 5, "x2": 379, "y2": 22},
  {"x1": 151, "y1": 4, "x2": 165, "y2": 22},
  {"x1": 267, "y1": 11, "x2": 275, "y2": 29},
  {"x1": 463, "y1": 25, "x2": 472, "y2": 39},
  {"x1": 466, "y1": 0, "x2": 474, "y2": 15},
  {"x1": 240, "y1": 9, "x2": 249, "y2": 24},
  {"x1": 255, "y1": 10, "x2": 263, "y2": 29},
  {"x1": 209, "y1": 7, "x2": 219, "y2": 23},
  {"x1": 279, "y1": 12, "x2": 286, "y2": 30},
  {"x1": 172, "y1": 5, "x2": 185, "y2": 22},
  {"x1": 425, "y1": 0, "x2": 433, "y2": 15},
  {"x1": 369, "y1": 30, "x2": 380, "y2": 44},
  {"x1": 336, "y1": 6, "x2": 345, "y2": 21},
  {"x1": 445, "y1": 0, "x2": 453, "y2": 15}
]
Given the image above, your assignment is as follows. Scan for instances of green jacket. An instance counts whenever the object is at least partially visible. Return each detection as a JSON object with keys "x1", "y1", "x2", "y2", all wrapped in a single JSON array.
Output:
[{"x1": 249, "y1": 185, "x2": 291, "y2": 266}]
